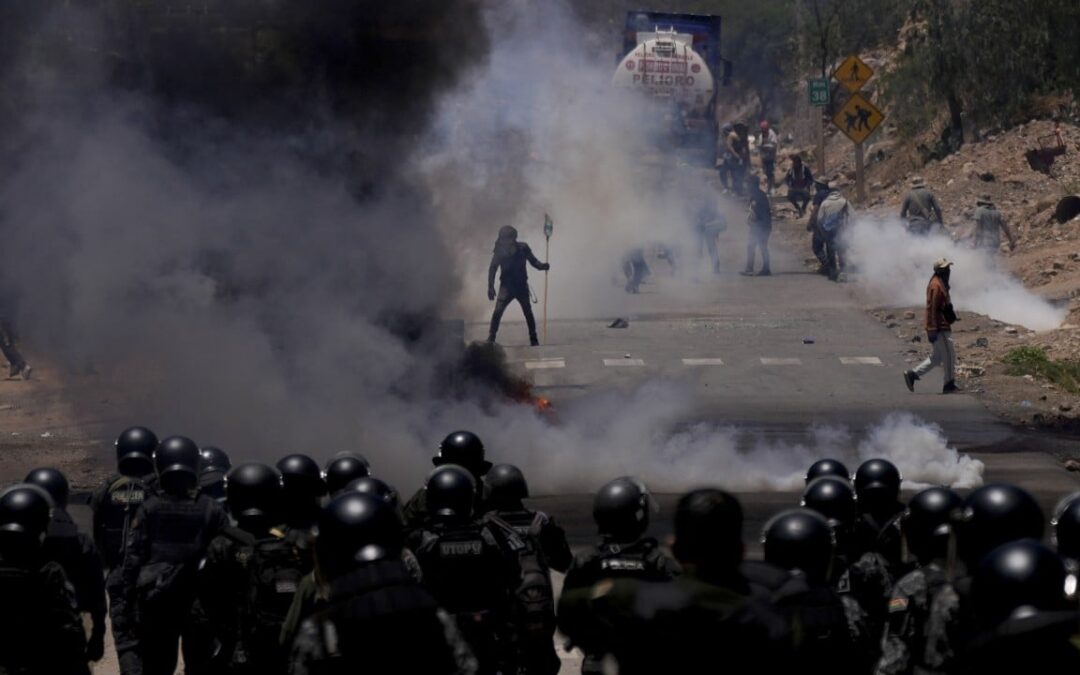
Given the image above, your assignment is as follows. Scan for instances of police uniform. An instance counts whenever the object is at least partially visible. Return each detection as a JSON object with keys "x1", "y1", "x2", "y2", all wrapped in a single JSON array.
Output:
[
  {"x1": 91, "y1": 471, "x2": 155, "y2": 673},
  {"x1": 875, "y1": 564, "x2": 959, "y2": 675},
  {"x1": 410, "y1": 518, "x2": 521, "y2": 675},
  {"x1": 0, "y1": 558, "x2": 89, "y2": 675},
  {"x1": 40, "y1": 506, "x2": 107, "y2": 662},
  {"x1": 119, "y1": 491, "x2": 229, "y2": 675},
  {"x1": 288, "y1": 558, "x2": 476, "y2": 675}
]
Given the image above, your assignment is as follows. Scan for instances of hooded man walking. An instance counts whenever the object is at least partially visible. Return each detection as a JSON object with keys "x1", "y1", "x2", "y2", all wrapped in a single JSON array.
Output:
[
  {"x1": 904, "y1": 259, "x2": 959, "y2": 394},
  {"x1": 488, "y1": 225, "x2": 549, "y2": 346}
]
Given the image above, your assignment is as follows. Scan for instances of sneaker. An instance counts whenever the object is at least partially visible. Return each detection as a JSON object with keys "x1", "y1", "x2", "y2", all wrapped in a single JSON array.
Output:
[
  {"x1": 903, "y1": 371, "x2": 917, "y2": 392},
  {"x1": 19, "y1": 365, "x2": 31, "y2": 381},
  {"x1": 942, "y1": 381, "x2": 959, "y2": 394},
  {"x1": 739, "y1": 270, "x2": 754, "y2": 277},
  {"x1": 758, "y1": 269, "x2": 772, "y2": 277},
  {"x1": 7, "y1": 364, "x2": 18, "y2": 379},
  {"x1": 529, "y1": 338, "x2": 540, "y2": 347}
]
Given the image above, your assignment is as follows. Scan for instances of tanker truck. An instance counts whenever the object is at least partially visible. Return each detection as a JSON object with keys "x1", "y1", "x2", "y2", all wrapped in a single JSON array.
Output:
[{"x1": 612, "y1": 11, "x2": 728, "y2": 161}]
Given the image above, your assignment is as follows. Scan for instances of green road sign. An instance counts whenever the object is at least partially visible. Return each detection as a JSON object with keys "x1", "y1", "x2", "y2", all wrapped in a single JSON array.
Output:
[{"x1": 809, "y1": 78, "x2": 830, "y2": 107}]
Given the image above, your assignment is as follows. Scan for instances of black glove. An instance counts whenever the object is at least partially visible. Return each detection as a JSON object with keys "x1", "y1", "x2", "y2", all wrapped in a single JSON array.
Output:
[
  {"x1": 87, "y1": 627, "x2": 106, "y2": 661},
  {"x1": 540, "y1": 263, "x2": 551, "y2": 271},
  {"x1": 928, "y1": 331, "x2": 939, "y2": 344},
  {"x1": 488, "y1": 288, "x2": 496, "y2": 301}
]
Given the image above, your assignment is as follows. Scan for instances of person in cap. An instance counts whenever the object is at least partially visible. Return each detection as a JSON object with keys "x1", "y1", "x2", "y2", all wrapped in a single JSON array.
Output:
[
  {"x1": 904, "y1": 259, "x2": 959, "y2": 394},
  {"x1": 487, "y1": 225, "x2": 549, "y2": 347},
  {"x1": 899, "y1": 177, "x2": 943, "y2": 236},
  {"x1": 972, "y1": 194, "x2": 1015, "y2": 258},
  {"x1": 813, "y1": 180, "x2": 854, "y2": 281}
]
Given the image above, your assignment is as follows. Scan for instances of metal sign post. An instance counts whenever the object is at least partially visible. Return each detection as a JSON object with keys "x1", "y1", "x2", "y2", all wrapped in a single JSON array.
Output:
[
  {"x1": 542, "y1": 213, "x2": 553, "y2": 345},
  {"x1": 831, "y1": 55, "x2": 883, "y2": 204}
]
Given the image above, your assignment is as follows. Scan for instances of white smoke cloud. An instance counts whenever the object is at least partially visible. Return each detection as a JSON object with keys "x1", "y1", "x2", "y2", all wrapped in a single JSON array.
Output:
[{"x1": 846, "y1": 217, "x2": 1065, "y2": 331}]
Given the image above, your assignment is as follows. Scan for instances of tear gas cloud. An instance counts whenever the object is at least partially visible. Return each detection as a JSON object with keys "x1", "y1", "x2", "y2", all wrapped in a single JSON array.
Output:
[
  {"x1": 847, "y1": 217, "x2": 1065, "y2": 331},
  {"x1": 0, "y1": 1, "x2": 983, "y2": 494}
]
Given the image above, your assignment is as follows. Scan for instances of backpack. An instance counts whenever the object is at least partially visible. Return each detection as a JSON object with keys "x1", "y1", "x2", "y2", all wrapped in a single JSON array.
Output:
[
  {"x1": 221, "y1": 527, "x2": 303, "y2": 662},
  {"x1": 484, "y1": 513, "x2": 555, "y2": 639},
  {"x1": 97, "y1": 474, "x2": 151, "y2": 568}
]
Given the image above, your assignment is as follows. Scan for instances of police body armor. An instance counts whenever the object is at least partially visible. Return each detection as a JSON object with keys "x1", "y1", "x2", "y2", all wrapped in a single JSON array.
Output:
[
  {"x1": 567, "y1": 538, "x2": 674, "y2": 589},
  {"x1": 41, "y1": 507, "x2": 105, "y2": 619},
  {"x1": 94, "y1": 473, "x2": 153, "y2": 569},
  {"x1": 0, "y1": 559, "x2": 87, "y2": 675},
  {"x1": 771, "y1": 574, "x2": 865, "y2": 675},
  {"x1": 297, "y1": 559, "x2": 461, "y2": 675}
]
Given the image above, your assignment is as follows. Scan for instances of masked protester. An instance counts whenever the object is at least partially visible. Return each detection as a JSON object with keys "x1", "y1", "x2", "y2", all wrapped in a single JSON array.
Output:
[
  {"x1": 487, "y1": 225, "x2": 549, "y2": 346},
  {"x1": 904, "y1": 259, "x2": 958, "y2": 394}
]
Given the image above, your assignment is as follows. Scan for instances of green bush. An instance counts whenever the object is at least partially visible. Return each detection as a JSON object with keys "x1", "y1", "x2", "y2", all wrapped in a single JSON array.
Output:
[{"x1": 1003, "y1": 347, "x2": 1080, "y2": 394}]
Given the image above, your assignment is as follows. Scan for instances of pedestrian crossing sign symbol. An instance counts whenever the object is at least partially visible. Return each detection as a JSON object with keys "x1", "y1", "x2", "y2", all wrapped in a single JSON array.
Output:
[
  {"x1": 832, "y1": 92, "x2": 884, "y2": 145},
  {"x1": 833, "y1": 54, "x2": 873, "y2": 93}
]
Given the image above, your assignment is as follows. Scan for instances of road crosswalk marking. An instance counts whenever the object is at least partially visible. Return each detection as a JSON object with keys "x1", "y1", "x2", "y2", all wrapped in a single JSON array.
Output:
[
  {"x1": 603, "y1": 358, "x2": 646, "y2": 367},
  {"x1": 525, "y1": 359, "x2": 566, "y2": 370},
  {"x1": 839, "y1": 356, "x2": 883, "y2": 365},
  {"x1": 682, "y1": 358, "x2": 725, "y2": 366},
  {"x1": 760, "y1": 357, "x2": 802, "y2": 366}
]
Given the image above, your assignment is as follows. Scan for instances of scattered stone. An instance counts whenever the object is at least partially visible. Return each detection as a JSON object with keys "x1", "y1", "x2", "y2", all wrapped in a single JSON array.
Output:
[
  {"x1": 885, "y1": 313, "x2": 896, "y2": 320},
  {"x1": 978, "y1": 171, "x2": 996, "y2": 182},
  {"x1": 975, "y1": 337, "x2": 990, "y2": 348},
  {"x1": 1059, "y1": 404, "x2": 1073, "y2": 412},
  {"x1": 1005, "y1": 327, "x2": 1019, "y2": 335},
  {"x1": 609, "y1": 318, "x2": 629, "y2": 329},
  {"x1": 1053, "y1": 261, "x2": 1066, "y2": 270},
  {"x1": 903, "y1": 311, "x2": 916, "y2": 320},
  {"x1": 886, "y1": 322, "x2": 899, "y2": 329},
  {"x1": 1023, "y1": 374, "x2": 1035, "y2": 381},
  {"x1": 1065, "y1": 459, "x2": 1080, "y2": 472},
  {"x1": 910, "y1": 335, "x2": 921, "y2": 343}
]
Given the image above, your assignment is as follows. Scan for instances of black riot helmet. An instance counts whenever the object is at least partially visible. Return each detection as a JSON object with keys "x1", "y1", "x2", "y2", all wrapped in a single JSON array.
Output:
[
  {"x1": 853, "y1": 459, "x2": 902, "y2": 512},
  {"x1": 763, "y1": 509, "x2": 834, "y2": 583},
  {"x1": 801, "y1": 476, "x2": 857, "y2": 526},
  {"x1": 434, "y1": 431, "x2": 492, "y2": 478},
  {"x1": 24, "y1": 467, "x2": 70, "y2": 509},
  {"x1": 324, "y1": 453, "x2": 371, "y2": 496},
  {"x1": 805, "y1": 459, "x2": 850, "y2": 485},
  {"x1": 277, "y1": 454, "x2": 327, "y2": 498},
  {"x1": 225, "y1": 463, "x2": 282, "y2": 525},
  {"x1": 593, "y1": 476, "x2": 657, "y2": 542},
  {"x1": 1051, "y1": 492, "x2": 1080, "y2": 562},
  {"x1": 973, "y1": 539, "x2": 1070, "y2": 628},
  {"x1": 958, "y1": 484, "x2": 1045, "y2": 568},
  {"x1": 904, "y1": 487, "x2": 963, "y2": 564},
  {"x1": 426, "y1": 464, "x2": 477, "y2": 523},
  {"x1": 199, "y1": 446, "x2": 231, "y2": 474},
  {"x1": 115, "y1": 426, "x2": 158, "y2": 476},
  {"x1": 346, "y1": 477, "x2": 400, "y2": 510},
  {"x1": 316, "y1": 492, "x2": 404, "y2": 582},
  {"x1": 672, "y1": 488, "x2": 744, "y2": 575},
  {"x1": 483, "y1": 464, "x2": 529, "y2": 510},
  {"x1": 154, "y1": 435, "x2": 201, "y2": 495},
  {"x1": 0, "y1": 484, "x2": 53, "y2": 563}
]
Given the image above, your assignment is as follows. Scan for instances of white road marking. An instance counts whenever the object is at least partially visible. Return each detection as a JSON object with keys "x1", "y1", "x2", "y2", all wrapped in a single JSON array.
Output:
[
  {"x1": 525, "y1": 359, "x2": 566, "y2": 370},
  {"x1": 682, "y1": 358, "x2": 725, "y2": 366},
  {"x1": 603, "y1": 358, "x2": 646, "y2": 367},
  {"x1": 760, "y1": 357, "x2": 802, "y2": 366},
  {"x1": 840, "y1": 356, "x2": 883, "y2": 365}
]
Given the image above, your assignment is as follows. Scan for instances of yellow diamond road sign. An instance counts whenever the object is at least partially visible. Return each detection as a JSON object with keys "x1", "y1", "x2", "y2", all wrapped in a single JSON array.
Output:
[
  {"x1": 833, "y1": 54, "x2": 873, "y2": 93},
  {"x1": 832, "y1": 92, "x2": 884, "y2": 145}
]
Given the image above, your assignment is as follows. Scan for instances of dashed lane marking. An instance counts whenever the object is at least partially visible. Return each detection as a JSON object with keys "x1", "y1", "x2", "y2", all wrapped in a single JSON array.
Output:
[
  {"x1": 525, "y1": 359, "x2": 566, "y2": 370},
  {"x1": 603, "y1": 358, "x2": 646, "y2": 367},
  {"x1": 839, "y1": 356, "x2": 883, "y2": 365},
  {"x1": 682, "y1": 358, "x2": 725, "y2": 366},
  {"x1": 760, "y1": 357, "x2": 802, "y2": 366}
]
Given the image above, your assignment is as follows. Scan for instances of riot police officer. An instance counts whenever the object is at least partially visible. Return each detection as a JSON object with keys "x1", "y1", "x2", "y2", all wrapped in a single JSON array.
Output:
[
  {"x1": 25, "y1": 467, "x2": 107, "y2": 664},
  {"x1": 323, "y1": 453, "x2": 371, "y2": 497},
  {"x1": 762, "y1": 509, "x2": 874, "y2": 674},
  {"x1": 482, "y1": 464, "x2": 571, "y2": 675},
  {"x1": 276, "y1": 453, "x2": 326, "y2": 574},
  {"x1": 561, "y1": 477, "x2": 678, "y2": 675},
  {"x1": 1052, "y1": 492, "x2": 1080, "y2": 574},
  {"x1": 402, "y1": 430, "x2": 492, "y2": 534},
  {"x1": 853, "y1": 459, "x2": 905, "y2": 570},
  {"x1": 959, "y1": 540, "x2": 1080, "y2": 674},
  {"x1": 409, "y1": 465, "x2": 520, "y2": 675},
  {"x1": 0, "y1": 484, "x2": 89, "y2": 675},
  {"x1": 201, "y1": 463, "x2": 301, "y2": 675},
  {"x1": 91, "y1": 425, "x2": 160, "y2": 674},
  {"x1": 288, "y1": 492, "x2": 474, "y2": 674},
  {"x1": 119, "y1": 435, "x2": 229, "y2": 675},
  {"x1": 876, "y1": 486, "x2": 963, "y2": 675},
  {"x1": 198, "y1": 446, "x2": 231, "y2": 504}
]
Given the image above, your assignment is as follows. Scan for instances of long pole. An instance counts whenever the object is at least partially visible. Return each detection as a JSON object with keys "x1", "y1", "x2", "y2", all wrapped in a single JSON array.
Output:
[
  {"x1": 855, "y1": 141, "x2": 865, "y2": 203},
  {"x1": 542, "y1": 236, "x2": 550, "y2": 345}
]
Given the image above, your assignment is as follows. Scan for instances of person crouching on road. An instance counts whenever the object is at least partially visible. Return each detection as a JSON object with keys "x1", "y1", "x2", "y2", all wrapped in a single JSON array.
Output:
[
  {"x1": 487, "y1": 225, "x2": 549, "y2": 347},
  {"x1": 904, "y1": 259, "x2": 959, "y2": 394},
  {"x1": 741, "y1": 175, "x2": 772, "y2": 277}
]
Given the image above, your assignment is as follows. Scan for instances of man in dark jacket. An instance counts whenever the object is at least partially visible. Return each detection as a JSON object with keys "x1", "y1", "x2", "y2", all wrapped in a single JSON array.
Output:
[
  {"x1": 903, "y1": 259, "x2": 957, "y2": 394},
  {"x1": 487, "y1": 225, "x2": 549, "y2": 346}
]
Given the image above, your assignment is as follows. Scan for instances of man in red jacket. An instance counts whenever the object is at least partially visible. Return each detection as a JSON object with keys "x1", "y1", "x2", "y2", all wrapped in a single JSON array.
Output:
[{"x1": 904, "y1": 259, "x2": 958, "y2": 393}]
